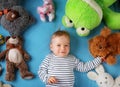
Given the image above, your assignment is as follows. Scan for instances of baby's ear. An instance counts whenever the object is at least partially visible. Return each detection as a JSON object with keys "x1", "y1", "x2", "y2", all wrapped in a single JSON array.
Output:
[
  {"x1": 50, "y1": 43, "x2": 53, "y2": 51},
  {"x1": 87, "y1": 71, "x2": 98, "y2": 81}
]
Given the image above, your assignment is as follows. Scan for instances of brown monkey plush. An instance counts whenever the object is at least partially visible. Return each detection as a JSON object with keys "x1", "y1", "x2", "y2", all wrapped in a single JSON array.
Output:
[
  {"x1": 0, "y1": 36, "x2": 34, "y2": 81},
  {"x1": 89, "y1": 27, "x2": 120, "y2": 65}
]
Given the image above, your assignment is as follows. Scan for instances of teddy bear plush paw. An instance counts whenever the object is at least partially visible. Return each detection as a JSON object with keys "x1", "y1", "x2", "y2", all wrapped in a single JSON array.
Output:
[
  {"x1": 5, "y1": 73, "x2": 15, "y2": 81},
  {"x1": 22, "y1": 71, "x2": 34, "y2": 79}
]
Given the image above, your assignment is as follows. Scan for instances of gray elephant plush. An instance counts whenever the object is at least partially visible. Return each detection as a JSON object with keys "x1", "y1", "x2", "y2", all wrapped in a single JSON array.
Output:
[{"x1": 0, "y1": 0, "x2": 35, "y2": 36}]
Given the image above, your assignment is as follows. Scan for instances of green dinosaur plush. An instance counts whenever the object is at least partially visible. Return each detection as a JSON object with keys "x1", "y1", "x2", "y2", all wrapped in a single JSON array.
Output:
[{"x1": 62, "y1": 0, "x2": 119, "y2": 36}]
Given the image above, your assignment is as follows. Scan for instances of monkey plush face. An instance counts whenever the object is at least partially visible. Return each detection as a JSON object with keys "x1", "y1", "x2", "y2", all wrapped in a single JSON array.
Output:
[
  {"x1": 7, "y1": 36, "x2": 19, "y2": 45},
  {"x1": 6, "y1": 36, "x2": 23, "y2": 49}
]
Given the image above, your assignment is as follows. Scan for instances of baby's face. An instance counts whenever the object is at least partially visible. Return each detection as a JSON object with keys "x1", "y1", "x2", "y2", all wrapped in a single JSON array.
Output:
[{"x1": 50, "y1": 36, "x2": 70, "y2": 57}]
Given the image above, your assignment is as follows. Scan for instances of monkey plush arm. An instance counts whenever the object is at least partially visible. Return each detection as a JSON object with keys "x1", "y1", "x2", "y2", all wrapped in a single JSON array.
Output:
[
  {"x1": 23, "y1": 50, "x2": 30, "y2": 61},
  {"x1": 0, "y1": 50, "x2": 8, "y2": 60}
]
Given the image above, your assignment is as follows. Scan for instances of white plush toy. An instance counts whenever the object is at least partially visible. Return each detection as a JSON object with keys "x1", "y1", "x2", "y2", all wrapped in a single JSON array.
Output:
[
  {"x1": 87, "y1": 65, "x2": 120, "y2": 87},
  {"x1": 113, "y1": 76, "x2": 120, "y2": 87},
  {"x1": 37, "y1": 0, "x2": 55, "y2": 22}
]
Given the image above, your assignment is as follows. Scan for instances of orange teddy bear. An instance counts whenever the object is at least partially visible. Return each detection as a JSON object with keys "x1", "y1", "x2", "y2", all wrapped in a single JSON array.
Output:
[{"x1": 89, "y1": 27, "x2": 120, "y2": 65}]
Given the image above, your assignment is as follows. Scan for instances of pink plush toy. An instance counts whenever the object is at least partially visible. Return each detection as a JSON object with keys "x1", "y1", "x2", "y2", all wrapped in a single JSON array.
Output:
[{"x1": 37, "y1": 0, "x2": 55, "y2": 22}]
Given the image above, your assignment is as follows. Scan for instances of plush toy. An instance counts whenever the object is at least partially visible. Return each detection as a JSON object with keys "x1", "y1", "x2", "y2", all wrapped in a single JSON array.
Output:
[
  {"x1": 87, "y1": 65, "x2": 120, "y2": 87},
  {"x1": 62, "y1": 0, "x2": 120, "y2": 36},
  {"x1": 0, "y1": 64, "x2": 2, "y2": 75},
  {"x1": 0, "y1": 0, "x2": 35, "y2": 36},
  {"x1": 113, "y1": 76, "x2": 120, "y2": 87},
  {"x1": 0, "y1": 36, "x2": 34, "y2": 81},
  {"x1": 37, "y1": 0, "x2": 55, "y2": 22},
  {"x1": 89, "y1": 27, "x2": 120, "y2": 65},
  {"x1": 0, "y1": 34, "x2": 5, "y2": 76},
  {"x1": 0, "y1": 81, "x2": 12, "y2": 87},
  {"x1": 0, "y1": 34, "x2": 5, "y2": 45}
]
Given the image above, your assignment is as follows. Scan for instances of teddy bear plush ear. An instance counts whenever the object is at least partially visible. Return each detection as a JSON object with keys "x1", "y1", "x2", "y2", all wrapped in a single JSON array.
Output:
[{"x1": 100, "y1": 26, "x2": 111, "y2": 38}]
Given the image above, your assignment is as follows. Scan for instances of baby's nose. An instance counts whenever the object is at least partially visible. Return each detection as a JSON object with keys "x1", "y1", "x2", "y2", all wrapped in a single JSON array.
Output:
[{"x1": 61, "y1": 46, "x2": 65, "y2": 49}]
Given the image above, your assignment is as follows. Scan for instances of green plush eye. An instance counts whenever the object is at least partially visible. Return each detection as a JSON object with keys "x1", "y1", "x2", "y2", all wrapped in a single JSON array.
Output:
[
  {"x1": 76, "y1": 27, "x2": 90, "y2": 36},
  {"x1": 62, "y1": 16, "x2": 73, "y2": 28}
]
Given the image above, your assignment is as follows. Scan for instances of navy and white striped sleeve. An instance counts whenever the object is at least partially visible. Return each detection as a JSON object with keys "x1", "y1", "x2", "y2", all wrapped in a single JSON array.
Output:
[
  {"x1": 75, "y1": 57, "x2": 102, "y2": 72},
  {"x1": 38, "y1": 55, "x2": 51, "y2": 83}
]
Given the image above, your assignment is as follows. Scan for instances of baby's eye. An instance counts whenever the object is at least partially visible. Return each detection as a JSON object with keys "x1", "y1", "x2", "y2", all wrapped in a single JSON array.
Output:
[
  {"x1": 65, "y1": 45, "x2": 69, "y2": 47},
  {"x1": 57, "y1": 44, "x2": 61, "y2": 47}
]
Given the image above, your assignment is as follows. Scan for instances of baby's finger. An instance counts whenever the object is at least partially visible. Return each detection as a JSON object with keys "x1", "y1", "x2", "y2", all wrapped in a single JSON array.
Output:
[{"x1": 52, "y1": 78, "x2": 58, "y2": 83}]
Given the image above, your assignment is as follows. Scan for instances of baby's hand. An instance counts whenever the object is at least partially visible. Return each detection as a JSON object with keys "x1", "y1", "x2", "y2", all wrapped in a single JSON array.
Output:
[
  {"x1": 100, "y1": 57, "x2": 106, "y2": 62},
  {"x1": 48, "y1": 76, "x2": 58, "y2": 84}
]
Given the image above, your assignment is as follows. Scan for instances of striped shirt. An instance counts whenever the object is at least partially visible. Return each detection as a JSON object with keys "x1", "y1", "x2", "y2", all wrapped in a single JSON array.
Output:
[{"x1": 38, "y1": 53, "x2": 102, "y2": 87}]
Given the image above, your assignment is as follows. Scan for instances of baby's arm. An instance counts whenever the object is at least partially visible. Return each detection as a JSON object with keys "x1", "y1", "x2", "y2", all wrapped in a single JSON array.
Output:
[
  {"x1": 38, "y1": 56, "x2": 50, "y2": 83},
  {"x1": 75, "y1": 57, "x2": 103, "y2": 72}
]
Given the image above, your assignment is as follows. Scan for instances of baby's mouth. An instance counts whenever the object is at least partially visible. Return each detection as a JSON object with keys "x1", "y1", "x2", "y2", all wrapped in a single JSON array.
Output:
[{"x1": 60, "y1": 52, "x2": 65, "y2": 54}]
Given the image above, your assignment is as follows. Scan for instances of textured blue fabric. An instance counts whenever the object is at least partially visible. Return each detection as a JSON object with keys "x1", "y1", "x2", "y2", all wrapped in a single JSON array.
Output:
[{"x1": 0, "y1": 0, "x2": 120, "y2": 87}]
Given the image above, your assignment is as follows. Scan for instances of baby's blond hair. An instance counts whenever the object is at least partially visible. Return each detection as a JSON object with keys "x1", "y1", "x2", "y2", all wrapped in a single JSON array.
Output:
[{"x1": 51, "y1": 30, "x2": 70, "y2": 41}]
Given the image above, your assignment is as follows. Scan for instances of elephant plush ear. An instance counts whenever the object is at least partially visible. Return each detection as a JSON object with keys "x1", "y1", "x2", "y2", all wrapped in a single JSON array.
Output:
[{"x1": 100, "y1": 26, "x2": 111, "y2": 38}]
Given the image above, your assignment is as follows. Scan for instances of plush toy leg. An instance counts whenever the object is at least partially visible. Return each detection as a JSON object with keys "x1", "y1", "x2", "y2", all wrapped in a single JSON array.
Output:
[
  {"x1": 96, "y1": 0, "x2": 116, "y2": 7},
  {"x1": 40, "y1": 14, "x2": 46, "y2": 22},
  {"x1": 5, "y1": 61, "x2": 15, "y2": 81},
  {"x1": 48, "y1": 12, "x2": 54, "y2": 22},
  {"x1": 18, "y1": 60, "x2": 34, "y2": 79}
]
